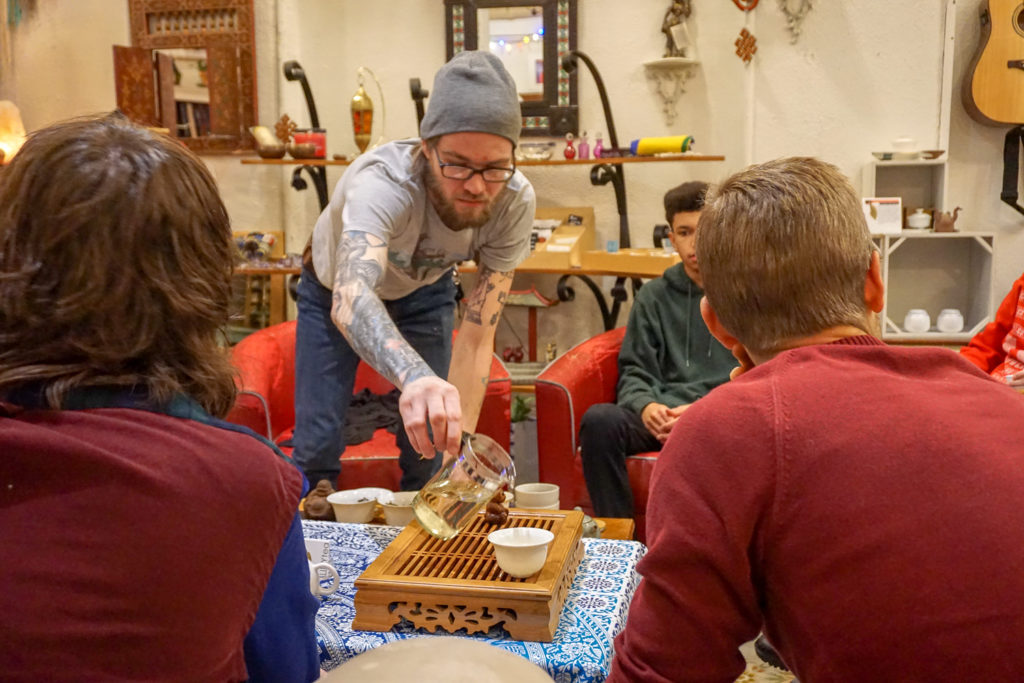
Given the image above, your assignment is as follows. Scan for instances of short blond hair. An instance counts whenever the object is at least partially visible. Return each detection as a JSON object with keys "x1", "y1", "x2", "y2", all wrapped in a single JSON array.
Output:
[{"x1": 696, "y1": 157, "x2": 875, "y2": 357}]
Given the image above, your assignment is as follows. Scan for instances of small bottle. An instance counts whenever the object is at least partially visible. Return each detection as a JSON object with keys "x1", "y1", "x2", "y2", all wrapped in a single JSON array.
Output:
[
  {"x1": 577, "y1": 131, "x2": 590, "y2": 160},
  {"x1": 593, "y1": 131, "x2": 604, "y2": 159},
  {"x1": 563, "y1": 132, "x2": 576, "y2": 160}
]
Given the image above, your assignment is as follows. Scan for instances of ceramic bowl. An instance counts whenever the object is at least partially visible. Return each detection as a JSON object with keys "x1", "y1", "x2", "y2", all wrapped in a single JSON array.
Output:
[
  {"x1": 921, "y1": 149, "x2": 945, "y2": 160},
  {"x1": 871, "y1": 151, "x2": 894, "y2": 161},
  {"x1": 287, "y1": 142, "x2": 318, "y2": 159},
  {"x1": 892, "y1": 136, "x2": 917, "y2": 152},
  {"x1": 256, "y1": 144, "x2": 286, "y2": 159},
  {"x1": 326, "y1": 488, "x2": 390, "y2": 523},
  {"x1": 513, "y1": 483, "x2": 560, "y2": 509},
  {"x1": 519, "y1": 142, "x2": 555, "y2": 161},
  {"x1": 487, "y1": 527, "x2": 555, "y2": 578},
  {"x1": 381, "y1": 490, "x2": 418, "y2": 527}
]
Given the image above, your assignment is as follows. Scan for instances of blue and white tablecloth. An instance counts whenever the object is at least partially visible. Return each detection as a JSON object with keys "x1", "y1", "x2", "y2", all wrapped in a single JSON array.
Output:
[{"x1": 301, "y1": 520, "x2": 646, "y2": 683}]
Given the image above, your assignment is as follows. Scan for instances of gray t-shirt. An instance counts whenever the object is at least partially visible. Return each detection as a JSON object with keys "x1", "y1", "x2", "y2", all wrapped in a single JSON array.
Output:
[{"x1": 310, "y1": 139, "x2": 536, "y2": 301}]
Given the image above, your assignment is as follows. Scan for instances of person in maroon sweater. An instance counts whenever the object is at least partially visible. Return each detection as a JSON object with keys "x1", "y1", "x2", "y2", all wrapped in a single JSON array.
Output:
[
  {"x1": 0, "y1": 115, "x2": 319, "y2": 681},
  {"x1": 608, "y1": 157, "x2": 1024, "y2": 682}
]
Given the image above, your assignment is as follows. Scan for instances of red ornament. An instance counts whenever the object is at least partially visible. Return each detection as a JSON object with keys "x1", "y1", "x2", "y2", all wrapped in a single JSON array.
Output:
[
  {"x1": 735, "y1": 28, "x2": 758, "y2": 64},
  {"x1": 731, "y1": 0, "x2": 759, "y2": 10}
]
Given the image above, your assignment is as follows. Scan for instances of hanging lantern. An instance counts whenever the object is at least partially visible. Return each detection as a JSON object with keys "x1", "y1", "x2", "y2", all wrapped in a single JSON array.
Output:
[{"x1": 351, "y1": 77, "x2": 374, "y2": 154}]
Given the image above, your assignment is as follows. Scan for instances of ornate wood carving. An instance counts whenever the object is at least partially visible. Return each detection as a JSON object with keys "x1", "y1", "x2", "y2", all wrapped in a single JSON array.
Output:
[
  {"x1": 113, "y1": 45, "x2": 160, "y2": 127},
  {"x1": 124, "y1": 0, "x2": 256, "y2": 153}
]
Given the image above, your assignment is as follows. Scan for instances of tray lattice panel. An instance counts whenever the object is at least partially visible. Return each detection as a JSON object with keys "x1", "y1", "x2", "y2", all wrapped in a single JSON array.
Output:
[{"x1": 394, "y1": 515, "x2": 559, "y2": 583}]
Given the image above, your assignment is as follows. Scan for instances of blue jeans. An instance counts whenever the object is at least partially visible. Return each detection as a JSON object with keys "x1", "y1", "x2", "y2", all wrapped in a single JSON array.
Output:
[{"x1": 293, "y1": 265, "x2": 455, "y2": 490}]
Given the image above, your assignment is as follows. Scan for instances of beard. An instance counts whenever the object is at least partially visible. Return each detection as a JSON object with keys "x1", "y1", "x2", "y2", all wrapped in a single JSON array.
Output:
[{"x1": 424, "y1": 166, "x2": 496, "y2": 231}]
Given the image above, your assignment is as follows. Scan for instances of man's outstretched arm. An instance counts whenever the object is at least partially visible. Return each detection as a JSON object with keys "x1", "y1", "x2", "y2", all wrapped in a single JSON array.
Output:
[{"x1": 330, "y1": 230, "x2": 462, "y2": 458}]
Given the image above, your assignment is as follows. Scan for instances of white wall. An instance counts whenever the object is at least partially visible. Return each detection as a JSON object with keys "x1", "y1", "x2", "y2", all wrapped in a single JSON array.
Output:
[{"x1": 2, "y1": 0, "x2": 1021, "y2": 355}]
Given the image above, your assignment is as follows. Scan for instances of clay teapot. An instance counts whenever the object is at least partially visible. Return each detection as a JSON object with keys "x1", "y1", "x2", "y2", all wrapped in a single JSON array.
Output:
[{"x1": 933, "y1": 207, "x2": 961, "y2": 233}]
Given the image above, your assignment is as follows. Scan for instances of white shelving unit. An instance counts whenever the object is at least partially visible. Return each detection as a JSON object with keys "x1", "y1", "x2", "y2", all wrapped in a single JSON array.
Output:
[
  {"x1": 864, "y1": 157, "x2": 994, "y2": 344},
  {"x1": 874, "y1": 232, "x2": 994, "y2": 344}
]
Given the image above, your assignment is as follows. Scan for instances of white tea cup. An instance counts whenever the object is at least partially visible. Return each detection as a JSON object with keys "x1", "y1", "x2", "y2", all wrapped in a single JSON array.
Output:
[
  {"x1": 514, "y1": 483, "x2": 560, "y2": 509},
  {"x1": 308, "y1": 560, "x2": 339, "y2": 596}
]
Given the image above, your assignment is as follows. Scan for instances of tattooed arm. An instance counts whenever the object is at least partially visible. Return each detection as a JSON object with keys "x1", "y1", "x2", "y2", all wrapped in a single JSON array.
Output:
[
  {"x1": 449, "y1": 264, "x2": 514, "y2": 436},
  {"x1": 331, "y1": 230, "x2": 462, "y2": 457}
]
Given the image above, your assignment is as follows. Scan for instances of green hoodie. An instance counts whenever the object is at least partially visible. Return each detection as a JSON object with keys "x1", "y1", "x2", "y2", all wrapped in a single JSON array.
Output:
[{"x1": 616, "y1": 263, "x2": 736, "y2": 415}]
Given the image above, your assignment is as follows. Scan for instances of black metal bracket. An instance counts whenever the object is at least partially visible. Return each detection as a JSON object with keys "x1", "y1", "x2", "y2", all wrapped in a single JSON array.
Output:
[
  {"x1": 556, "y1": 274, "x2": 643, "y2": 331},
  {"x1": 291, "y1": 165, "x2": 329, "y2": 212}
]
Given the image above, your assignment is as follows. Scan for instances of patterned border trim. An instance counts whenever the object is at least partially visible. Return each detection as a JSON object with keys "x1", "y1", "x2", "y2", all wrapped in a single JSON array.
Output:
[
  {"x1": 452, "y1": 4, "x2": 465, "y2": 53},
  {"x1": 557, "y1": 0, "x2": 570, "y2": 106}
]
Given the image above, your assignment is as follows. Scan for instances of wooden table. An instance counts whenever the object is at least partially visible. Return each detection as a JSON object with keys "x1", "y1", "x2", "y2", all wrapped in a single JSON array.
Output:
[{"x1": 595, "y1": 517, "x2": 636, "y2": 541}]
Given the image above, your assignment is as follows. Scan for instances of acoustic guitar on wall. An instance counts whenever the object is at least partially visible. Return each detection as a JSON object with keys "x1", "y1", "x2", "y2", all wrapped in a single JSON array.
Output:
[{"x1": 963, "y1": 0, "x2": 1024, "y2": 126}]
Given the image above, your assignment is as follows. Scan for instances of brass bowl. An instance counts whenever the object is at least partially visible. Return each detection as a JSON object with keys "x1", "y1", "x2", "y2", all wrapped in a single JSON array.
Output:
[
  {"x1": 287, "y1": 142, "x2": 318, "y2": 159},
  {"x1": 256, "y1": 144, "x2": 286, "y2": 159}
]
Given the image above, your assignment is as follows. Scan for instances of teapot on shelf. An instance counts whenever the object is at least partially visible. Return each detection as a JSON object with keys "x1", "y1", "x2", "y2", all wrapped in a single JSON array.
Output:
[{"x1": 933, "y1": 207, "x2": 961, "y2": 233}]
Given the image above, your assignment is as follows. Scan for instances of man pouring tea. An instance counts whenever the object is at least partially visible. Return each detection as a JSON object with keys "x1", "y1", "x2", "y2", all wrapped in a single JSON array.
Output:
[{"x1": 292, "y1": 51, "x2": 535, "y2": 491}]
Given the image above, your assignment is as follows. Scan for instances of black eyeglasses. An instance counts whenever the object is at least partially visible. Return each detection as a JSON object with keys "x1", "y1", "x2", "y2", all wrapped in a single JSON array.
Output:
[{"x1": 433, "y1": 149, "x2": 515, "y2": 183}]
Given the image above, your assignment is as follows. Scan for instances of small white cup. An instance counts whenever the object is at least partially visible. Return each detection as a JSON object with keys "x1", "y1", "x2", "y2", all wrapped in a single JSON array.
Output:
[
  {"x1": 488, "y1": 527, "x2": 555, "y2": 578},
  {"x1": 308, "y1": 560, "x2": 339, "y2": 596},
  {"x1": 513, "y1": 483, "x2": 560, "y2": 509},
  {"x1": 892, "y1": 136, "x2": 917, "y2": 152},
  {"x1": 936, "y1": 308, "x2": 964, "y2": 333},
  {"x1": 903, "y1": 309, "x2": 931, "y2": 334}
]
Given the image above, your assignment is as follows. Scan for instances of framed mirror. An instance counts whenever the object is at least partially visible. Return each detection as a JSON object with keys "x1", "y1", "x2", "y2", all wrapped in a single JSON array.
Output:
[
  {"x1": 444, "y1": 0, "x2": 577, "y2": 137},
  {"x1": 115, "y1": 0, "x2": 256, "y2": 154}
]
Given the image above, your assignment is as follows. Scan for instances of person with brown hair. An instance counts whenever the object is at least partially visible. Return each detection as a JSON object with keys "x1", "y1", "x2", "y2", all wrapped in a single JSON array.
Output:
[
  {"x1": 579, "y1": 180, "x2": 734, "y2": 519},
  {"x1": 608, "y1": 157, "x2": 1024, "y2": 682},
  {"x1": 0, "y1": 114, "x2": 319, "y2": 681}
]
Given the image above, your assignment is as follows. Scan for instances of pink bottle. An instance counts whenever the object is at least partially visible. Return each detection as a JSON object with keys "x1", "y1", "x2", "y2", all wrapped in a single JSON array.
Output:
[
  {"x1": 593, "y1": 131, "x2": 604, "y2": 159},
  {"x1": 577, "y1": 131, "x2": 591, "y2": 160}
]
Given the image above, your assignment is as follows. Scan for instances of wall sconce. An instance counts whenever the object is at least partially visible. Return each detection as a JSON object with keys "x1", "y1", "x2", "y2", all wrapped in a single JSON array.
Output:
[
  {"x1": 351, "y1": 67, "x2": 385, "y2": 155},
  {"x1": 0, "y1": 101, "x2": 26, "y2": 164}
]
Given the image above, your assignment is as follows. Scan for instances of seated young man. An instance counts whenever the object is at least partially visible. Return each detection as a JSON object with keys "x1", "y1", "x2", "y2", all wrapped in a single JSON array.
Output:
[
  {"x1": 960, "y1": 269, "x2": 1024, "y2": 386},
  {"x1": 0, "y1": 114, "x2": 319, "y2": 681},
  {"x1": 607, "y1": 157, "x2": 1024, "y2": 682},
  {"x1": 579, "y1": 181, "x2": 736, "y2": 519}
]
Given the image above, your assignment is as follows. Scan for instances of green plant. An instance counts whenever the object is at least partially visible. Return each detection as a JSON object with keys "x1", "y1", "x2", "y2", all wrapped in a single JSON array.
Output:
[{"x1": 511, "y1": 394, "x2": 534, "y2": 422}]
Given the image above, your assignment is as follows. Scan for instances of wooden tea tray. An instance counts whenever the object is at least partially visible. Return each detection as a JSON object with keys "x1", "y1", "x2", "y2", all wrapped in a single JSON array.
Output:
[{"x1": 352, "y1": 508, "x2": 584, "y2": 642}]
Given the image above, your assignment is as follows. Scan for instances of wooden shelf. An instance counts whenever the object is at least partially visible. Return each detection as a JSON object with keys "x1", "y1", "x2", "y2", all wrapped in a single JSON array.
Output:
[{"x1": 241, "y1": 153, "x2": 724, "y2": 167}]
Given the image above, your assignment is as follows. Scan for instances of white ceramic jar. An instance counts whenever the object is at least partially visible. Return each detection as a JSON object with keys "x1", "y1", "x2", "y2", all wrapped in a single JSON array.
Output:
[
  {"x1": 906, "y1": 208, "x2": 932, "y2": 230},
  {"x1": 904, "y1": 309, "x2": 931, "y2": 333},
  {"x1": 936, "y1": 308, "x2": 964, "y2": 333}
]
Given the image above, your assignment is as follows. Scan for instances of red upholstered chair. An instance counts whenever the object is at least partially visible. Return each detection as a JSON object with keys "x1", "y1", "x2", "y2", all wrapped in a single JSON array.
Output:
[
  {"x1": 534, "y1": 327, "x2": 659, "y2": 542},
  {"x1": 225, "y1": 321, "x2": 512, "y2": 490}
]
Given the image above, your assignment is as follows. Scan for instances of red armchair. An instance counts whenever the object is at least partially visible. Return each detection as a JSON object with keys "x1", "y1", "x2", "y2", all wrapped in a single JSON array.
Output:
[
  {"x1": 534, "y1": 327, "x2": 658, "y2": 542},
  {"x1": 225, "y1": 321, "x2": 512, "y2": 490}
]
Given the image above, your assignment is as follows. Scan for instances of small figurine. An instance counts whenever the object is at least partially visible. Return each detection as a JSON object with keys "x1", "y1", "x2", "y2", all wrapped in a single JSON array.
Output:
[
  {"x1": 593, "y1": 131, "x2": 604, "y2": 159},
  {"x1": 662, "y1": 1, "x2": 693, "y2": 58},
  {"x1": 545, "y1": 342, "x2": 557, "y2": 362},
  {"x1": 563, "y1": 132, "x2": 576, "y2": 160},
  {"x1": 577, "y1": 131, "x2": 591, "y2": 160}
]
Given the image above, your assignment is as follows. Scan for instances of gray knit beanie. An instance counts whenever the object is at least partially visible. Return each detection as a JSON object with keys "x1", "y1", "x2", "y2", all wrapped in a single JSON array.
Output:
[{"x1": 420, "y1": 51, "x2": 521, "y2": 146}]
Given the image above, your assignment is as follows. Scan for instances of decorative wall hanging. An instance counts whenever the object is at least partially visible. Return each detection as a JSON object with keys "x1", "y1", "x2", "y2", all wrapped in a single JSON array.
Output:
[
  {"x1": 778, "y1": 0, "x2": 812, "y2": 43},
  {"x1": 735, "y1": 28, "x2": 757, "y2": 64},
  {"x1": 351, "y1": 66, "x2": 386, "y2": 154},
  {"x1": 731, "y1": 0, "x2": 759, "y2": 11}
]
